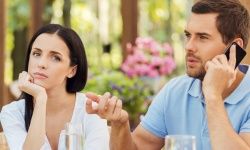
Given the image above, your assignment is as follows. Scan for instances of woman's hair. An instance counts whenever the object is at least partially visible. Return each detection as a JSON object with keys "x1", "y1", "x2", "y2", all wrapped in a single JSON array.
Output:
[{"x1": 19, "y1": 24, "x2": 88, "y2": 131}]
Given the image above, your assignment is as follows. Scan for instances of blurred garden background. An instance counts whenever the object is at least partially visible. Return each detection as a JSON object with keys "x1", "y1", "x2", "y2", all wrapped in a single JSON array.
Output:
[{"x1": 0, "y1": 0, "x2": 250, "y2": 128}]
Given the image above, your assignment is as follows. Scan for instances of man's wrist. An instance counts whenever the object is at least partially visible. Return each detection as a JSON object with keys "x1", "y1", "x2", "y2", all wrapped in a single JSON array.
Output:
[
  {"x1": 204, "y1": 92, "x2": 222, "y2": 101},
  {"x1": 205, "y1": 96, "x2": 224, "y2": 110}
]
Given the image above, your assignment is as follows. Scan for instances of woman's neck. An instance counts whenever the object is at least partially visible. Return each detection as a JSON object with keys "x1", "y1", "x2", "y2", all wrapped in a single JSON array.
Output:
[{"x1": 45, "y1": 87, "x2": 76, "y2": 113}]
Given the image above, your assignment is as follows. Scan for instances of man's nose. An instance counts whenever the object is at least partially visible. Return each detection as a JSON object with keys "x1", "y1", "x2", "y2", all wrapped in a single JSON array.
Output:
[{"x1": 185, "y1": 38, "x2": 197, "y2": 53}]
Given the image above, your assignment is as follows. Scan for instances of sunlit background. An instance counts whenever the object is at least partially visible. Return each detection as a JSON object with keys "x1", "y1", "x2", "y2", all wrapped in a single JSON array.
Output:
[
  {"x1": 1, "y1": 0, "x2": 250, "y2": 127},
  {"x1": 4, "y1": 0, "x2": 193, "y2": 84}
]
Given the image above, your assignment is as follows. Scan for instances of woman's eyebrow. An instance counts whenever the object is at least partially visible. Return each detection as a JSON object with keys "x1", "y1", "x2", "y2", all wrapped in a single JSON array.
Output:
[
  {"x1": 32, "y1": 47, "x2": 63, "y2": 56},
  {"x1": 50, "y1": 51, "x2": 63, "y2": 56},
  {"x1": 32, "y1": 47, "x2": 42, "y2": 51}
]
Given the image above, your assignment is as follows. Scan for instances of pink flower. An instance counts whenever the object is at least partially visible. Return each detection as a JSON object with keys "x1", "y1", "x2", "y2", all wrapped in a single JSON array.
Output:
[
  {"x1": 147, "y1": 70, "x2": 159, "y2": 78},
  {"x1": 151, "y1": 56, "x2": 163, "y2": 67},
  {"x1": 134, "y1": 64, "x2": 150, "y2": 76},
  {"x1": 121, "y1": 37, "x2": 176, "y2": 78},
  {"x1": 121, "y1": 63, "x2": 136, "y2": 77},
  {"x1": 163, "y1": 43, "x2": 173, "y2": 55}
]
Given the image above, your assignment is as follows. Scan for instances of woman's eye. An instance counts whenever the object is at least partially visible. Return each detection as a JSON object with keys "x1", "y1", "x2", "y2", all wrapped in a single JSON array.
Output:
[
  {"x1": 52, "y1": 56, "x2": 61, "y2": 62},
  {"x1": 32, "y1": 52, "x2": 40, "y2": 57}
]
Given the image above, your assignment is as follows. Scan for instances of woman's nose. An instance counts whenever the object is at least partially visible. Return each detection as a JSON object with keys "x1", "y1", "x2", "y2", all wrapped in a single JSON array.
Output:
[{"x1": 38, "y1": 57, "x2": 48, "y2": 69}]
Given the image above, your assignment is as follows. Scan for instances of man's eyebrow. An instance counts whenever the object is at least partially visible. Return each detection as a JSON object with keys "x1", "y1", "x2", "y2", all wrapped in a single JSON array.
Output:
[
  {"x1": 184, "y1": 30, "x2": 190, "y2": 34},
  {"x1": 196, "y1": 32, "x2": 211, "y2": 37},
  {"x1": 184, "y1": 30, "x2": 211, "y2": 37}
]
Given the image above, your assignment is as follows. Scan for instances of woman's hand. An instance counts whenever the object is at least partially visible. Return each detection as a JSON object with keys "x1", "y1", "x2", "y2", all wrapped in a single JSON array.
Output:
[
  {"x1": 18, "y1": 71, "x2": 47, "y2": 103},
  {"x1": 86, "y1": 92, "x2": 129, "y2": 127}
]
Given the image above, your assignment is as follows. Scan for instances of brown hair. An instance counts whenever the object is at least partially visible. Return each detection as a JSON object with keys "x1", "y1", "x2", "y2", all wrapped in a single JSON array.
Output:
[{"x1": 192, "y1": 0, "x2": 250, "y2": 48}]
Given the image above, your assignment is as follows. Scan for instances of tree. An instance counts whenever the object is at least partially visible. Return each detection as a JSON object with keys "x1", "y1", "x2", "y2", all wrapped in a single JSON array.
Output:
[
  {"x1": 63, "y1": 0, "x2": 71, "y2": 27},
  {"x1": 29, "y1": 0, "x2": 45, "y2": 37},
  {"x1": 0, "y1": 0, "x2": 6, "y2": 106},
  {"x1": 121, "y1": 0, "x2": 138, "y2": 60}
]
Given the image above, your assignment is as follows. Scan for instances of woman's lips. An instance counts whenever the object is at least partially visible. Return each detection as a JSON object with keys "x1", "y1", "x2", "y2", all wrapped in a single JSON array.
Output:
[{"x1": 33, "y1": 72, "x2": 48, "y2": 79}]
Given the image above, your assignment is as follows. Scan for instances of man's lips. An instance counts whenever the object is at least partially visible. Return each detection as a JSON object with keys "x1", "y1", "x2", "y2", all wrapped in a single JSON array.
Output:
[
  {"x1": 33, "y1": 72, "x2": 48, "y2": 79},
  {"x1": 186, "y1": 55, "x2": 200, "y2": 67},
  {"x1": 187, "y1": 56, "x2": 199, "y2": 62}
]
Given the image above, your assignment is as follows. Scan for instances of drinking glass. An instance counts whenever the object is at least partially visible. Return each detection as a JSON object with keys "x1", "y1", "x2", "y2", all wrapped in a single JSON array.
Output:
[
  {"x1": 165, "y1": 135, "x2": 196, "y2": 150},
  {"x1": 62, "y1": 123, "x2": 85, "y2": 150}
]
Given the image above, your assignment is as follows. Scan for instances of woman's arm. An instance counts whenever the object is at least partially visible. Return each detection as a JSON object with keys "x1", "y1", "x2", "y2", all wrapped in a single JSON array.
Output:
[
  {"x1": 23, "y1": 95, "x2": 47, "y2": 150},
  {"x1": 17, "y1": 71, "x2": 48, "y2": 150}
]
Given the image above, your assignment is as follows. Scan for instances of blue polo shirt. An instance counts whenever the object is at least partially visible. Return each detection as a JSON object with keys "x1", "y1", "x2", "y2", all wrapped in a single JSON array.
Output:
[{"x1": 141, "y1": 65, "x2": 250, "y2": 150}]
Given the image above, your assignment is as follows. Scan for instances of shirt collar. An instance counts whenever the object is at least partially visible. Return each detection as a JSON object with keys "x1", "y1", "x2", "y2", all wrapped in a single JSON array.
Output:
[
  {"x1": 224, "y1": 65, "x2": 250, "y2": 104},
  {"x1": 188, "y1": 78, "x2": 202, "y2": 98},
  {"x1": 187, "y1": 65, "x2": 250, "y2": 105}
]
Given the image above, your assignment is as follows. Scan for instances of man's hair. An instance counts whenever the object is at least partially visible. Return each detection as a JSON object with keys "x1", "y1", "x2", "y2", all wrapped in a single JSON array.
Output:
[{"x1": 192, "y1": 0, "x2": 250, "y2": 48}]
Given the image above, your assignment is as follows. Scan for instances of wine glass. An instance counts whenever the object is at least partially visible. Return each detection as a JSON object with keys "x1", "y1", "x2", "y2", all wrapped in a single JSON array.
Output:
[
  {"x1": 61, "y1": 123, "x2": 85, "y2": 150},
  {"x1": 165, "y1": 135, "x2": 196, "y2": 150}
]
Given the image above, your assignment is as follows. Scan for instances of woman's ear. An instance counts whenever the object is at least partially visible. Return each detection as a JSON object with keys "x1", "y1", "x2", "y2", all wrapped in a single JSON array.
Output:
[
  {"x1": 67, "y1": 65, "x2": 77, "y2": 78},
  {"x1": 233, "y1": 38, "x2": 244, "y2": 48}
]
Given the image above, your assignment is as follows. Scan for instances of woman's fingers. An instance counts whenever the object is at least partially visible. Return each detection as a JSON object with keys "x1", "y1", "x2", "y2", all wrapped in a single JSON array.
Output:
[{"x1": 18, "y1": 71, "x2": 33, "y2": 91}]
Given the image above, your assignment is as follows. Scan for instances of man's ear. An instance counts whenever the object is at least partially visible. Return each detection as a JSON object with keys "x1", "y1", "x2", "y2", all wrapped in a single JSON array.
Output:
[
  {"x1": 233, "y1": 38, "x2": 244, "y2": 48},
  {"x1": 67, "y1": 65, "x2": 77, "y2": 78}
]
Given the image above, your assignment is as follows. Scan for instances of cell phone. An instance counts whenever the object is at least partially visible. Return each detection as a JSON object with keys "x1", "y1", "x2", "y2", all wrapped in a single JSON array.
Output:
[{"x1": 224, "y1": 42, "x2": 246, "y2": 69}]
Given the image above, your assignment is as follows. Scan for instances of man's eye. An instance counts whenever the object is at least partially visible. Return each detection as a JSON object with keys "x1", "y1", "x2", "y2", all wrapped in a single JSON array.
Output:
[
  {"x1": 185, "y1": 33, "x2": 191, "y2": 39},
  {"x1": 200, "y1": 36, "x2": 208, "y2": 40}
]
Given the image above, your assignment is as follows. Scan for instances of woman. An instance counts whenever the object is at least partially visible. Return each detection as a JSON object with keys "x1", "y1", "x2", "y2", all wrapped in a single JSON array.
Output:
[{"x1": 0, "y1": 24, "x2": 109, "y2": 150}]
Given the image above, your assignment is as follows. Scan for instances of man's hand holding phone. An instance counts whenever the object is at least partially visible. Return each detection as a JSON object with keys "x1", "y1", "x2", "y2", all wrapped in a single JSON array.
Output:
[
  {"x1": 224, "y1": 42, "x2": 246, "y2": 69},
  {"x1": 202, "y1": 43, "x2": 240, "y2": 101}
]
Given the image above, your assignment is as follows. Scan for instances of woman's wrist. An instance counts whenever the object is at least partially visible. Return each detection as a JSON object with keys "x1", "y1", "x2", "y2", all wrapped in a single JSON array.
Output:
[{"x1": 34, "y1": 94, "x2": 47, "y2": 106}]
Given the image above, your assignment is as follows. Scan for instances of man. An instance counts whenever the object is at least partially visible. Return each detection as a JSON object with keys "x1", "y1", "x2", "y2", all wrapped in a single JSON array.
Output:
[{"x1": 86, "y1": 0, "x2": 250, "y2": 149}]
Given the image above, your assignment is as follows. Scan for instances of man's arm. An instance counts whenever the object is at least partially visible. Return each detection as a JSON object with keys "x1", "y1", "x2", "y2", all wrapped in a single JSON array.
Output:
[
  {"x1": 110, "y1": 121, "x2": 164, "y2": 150},
  {"x1": 203, "y1": 45, "x2": 250, "y2": 150},
  {"x1": 86, "y1": 92, "x2": 164, "y2": 150},
  {"x1": 206, "y1": 99, "x2": 250, "y2": 150},
  {"x1": 132, "y1": 125, "x2": 164, "y2": 150},
  {"x1": 109, "y1": 115, "x2": 136, "y2": 150},
  {"x1": 239, "y1": 133, "x2": 250, "y2": 147}
]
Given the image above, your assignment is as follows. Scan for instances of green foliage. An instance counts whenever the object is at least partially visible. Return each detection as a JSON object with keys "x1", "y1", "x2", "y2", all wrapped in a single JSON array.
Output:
[
  {"x1": 8, "y1": 0, "x2": 29, "y2": 31},
  {"x1": 84, "y1": 70, "x2": 152, "y2": 121}
]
